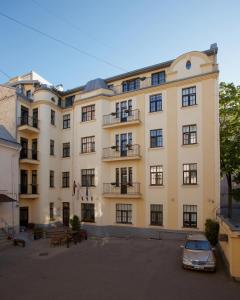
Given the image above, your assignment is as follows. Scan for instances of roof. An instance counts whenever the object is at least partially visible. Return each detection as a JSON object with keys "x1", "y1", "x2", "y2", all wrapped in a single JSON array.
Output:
[
  {"x1": 0, "y1": 194, "x2": 16, "y2": 203},
  {"x1": 84, "y1": 78, "x2": 108, "y2": 92},
  {"x1": 62, "y1": 44, "x2": 218, "y2": 95},
  {"x1": 0, "y1": 125, "x2": 20, "y2": 149}
]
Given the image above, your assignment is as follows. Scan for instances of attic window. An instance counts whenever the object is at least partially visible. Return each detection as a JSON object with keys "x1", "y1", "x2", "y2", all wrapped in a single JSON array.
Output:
[{"x1": 186, "y1": 60, "x2": 191, "y2": 70}]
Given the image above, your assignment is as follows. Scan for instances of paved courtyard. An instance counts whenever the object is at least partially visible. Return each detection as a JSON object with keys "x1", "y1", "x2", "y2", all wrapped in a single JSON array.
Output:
[{"x1": 0, "y1": 236, "x2": 240, "y2": 300}]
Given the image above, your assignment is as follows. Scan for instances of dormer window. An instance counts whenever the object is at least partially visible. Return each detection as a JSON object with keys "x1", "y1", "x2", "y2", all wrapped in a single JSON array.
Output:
[
  {"x1": 151, "y1": 71, "x2": 165, "y2": 86},
  {"x1": 122, "y1": 78, "x2": 140, "y2": 92}
]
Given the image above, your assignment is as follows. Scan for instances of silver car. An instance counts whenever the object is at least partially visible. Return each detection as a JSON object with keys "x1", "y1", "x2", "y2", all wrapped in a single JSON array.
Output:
[{"x1": 181, "y1": 234, "x2": 216, "y2": 272}]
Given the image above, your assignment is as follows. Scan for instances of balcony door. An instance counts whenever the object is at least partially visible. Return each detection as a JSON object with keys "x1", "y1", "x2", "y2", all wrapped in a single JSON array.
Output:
[
  {"x1": 32, "y1": 139, "x2": 37, "y2": 160},
  {"x1": 32, "y1": 108, "x2": 38, "y2": 128},
  {"x1": 120, "y1": 134, "x2": 127, "y2": 157},
  {"x1": 120, "y1": 168, "x2": 127, "y2": 194},
  {"x1": 20, "y1": 170, "x2": 28, "y2": 193},
  {"x1": 120, "y1": 101, "x2": 128, "y2": 122},
  {"x1": 32, "y1": 170, "x2": 37, "y2": 194},
  {"x1": 20, "y1": 138, "x2": 28, "y2": 159},
  {"x1": 21, "y1": 106, "x2": 29, "y2": 125}
]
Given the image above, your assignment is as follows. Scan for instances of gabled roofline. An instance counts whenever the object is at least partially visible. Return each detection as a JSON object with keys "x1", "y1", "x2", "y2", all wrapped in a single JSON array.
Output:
[{"x1": 62, "y1": 47, "x2": 218, "y2": 96}]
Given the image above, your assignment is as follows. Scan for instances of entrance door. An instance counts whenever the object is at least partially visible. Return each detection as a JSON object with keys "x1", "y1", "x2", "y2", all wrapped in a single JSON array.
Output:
[
  {"x1": 120, "y1": 133, "x2": 127, "y2": 157},
  {"x1": 20, "y1": 138, "x2": 28, "y2": 159},
  {"x1": 120, "y1": 101, "x2": 128, "y2": 122},
  {"x1": 21, "y1": 106, "x2": 29, "y2": 125},
  {"x1": 20, "y1": 207, "x2": 29, "y2": 227},
  {"x1": 62, "y1": 202, "x2": 70, "y2": 226},
  {"x1": 20, "y1": 170, "x2": 28, "y2": 194},
  {"x1": 121, "y1": 168, "x2": 128, "y2": 194},
  {"x1": 32, "y1": 139, "x2": 38, "y2": 160}
]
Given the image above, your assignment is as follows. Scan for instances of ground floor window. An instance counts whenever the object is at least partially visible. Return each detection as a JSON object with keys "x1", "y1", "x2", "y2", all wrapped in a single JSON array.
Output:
[
  {"x1": 116, "y1": 204, "x2": 132, "y2": 224},
  {"x1": 183, "y1": 205, "x2": 197, "y2": 228},
  {"x1": 50, "y1": 202, "x2": 54, "y2": 221},
  {"x1": 81, "y1": 203, "x2": 95, "y2": 222},
  {"x1": 150, "y1": 204, "x2": 163, "y2": 226}
]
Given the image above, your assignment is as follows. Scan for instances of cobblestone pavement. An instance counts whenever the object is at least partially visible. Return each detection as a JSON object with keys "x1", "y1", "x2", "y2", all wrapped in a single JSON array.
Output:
[{"x1": 0, "y1": 236, "x2": 239, "y2": 300}]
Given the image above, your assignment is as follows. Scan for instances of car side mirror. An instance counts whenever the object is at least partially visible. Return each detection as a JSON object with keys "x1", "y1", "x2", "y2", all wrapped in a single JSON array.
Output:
[{"x1": 180, "y1": 245, "x2": 184, "y2": 249}]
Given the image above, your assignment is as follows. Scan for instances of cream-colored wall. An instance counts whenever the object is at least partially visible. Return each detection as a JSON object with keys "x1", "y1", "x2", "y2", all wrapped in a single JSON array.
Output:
[
  {"x1": 0, "y1": 141, "x2": 20, "y2": 230},
  {"x1": 0, "y1": 86, "x2": 17, "y2": 138},
  {"x1": 218, "y1": 216, "x2": 240, "y2": 279},
  {"x1": 0, "y1": 49, "x2": 219, "y2": 231}
]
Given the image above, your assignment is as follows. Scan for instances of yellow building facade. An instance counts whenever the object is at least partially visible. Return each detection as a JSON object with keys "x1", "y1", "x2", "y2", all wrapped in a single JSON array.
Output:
[{"x1": 0, "y1": 44, "x2": 220, "y2": 233}]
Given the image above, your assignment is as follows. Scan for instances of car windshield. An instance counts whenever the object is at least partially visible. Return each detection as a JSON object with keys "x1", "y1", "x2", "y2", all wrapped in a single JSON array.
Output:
[{"x1": 185, "y1": 240, "x2": 211, "y2": 251}]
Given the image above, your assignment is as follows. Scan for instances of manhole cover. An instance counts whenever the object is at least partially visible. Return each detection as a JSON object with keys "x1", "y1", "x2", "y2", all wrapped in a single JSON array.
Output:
[{"x1": 39, "y1": 252, "x2": 48, "y2": 256}]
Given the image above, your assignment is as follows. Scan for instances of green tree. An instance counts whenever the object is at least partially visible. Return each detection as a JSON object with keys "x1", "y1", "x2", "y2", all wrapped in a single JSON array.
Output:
[
  {"x1": 70, "y1": 215, "x2": 81, "y2": 232},
  {"x1": 220, "y1": 82, "x2": 240, "y2": 218}
]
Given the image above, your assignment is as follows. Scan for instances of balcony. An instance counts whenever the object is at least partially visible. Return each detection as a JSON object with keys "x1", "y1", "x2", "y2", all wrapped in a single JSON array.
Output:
[
  {"x1": 102, "y1": 144, "x2": 141, "y2": 162},
  {"x1": 20, "y1": 149, "x2": 39, "y2": 165},
  {"x1": 103, "y1": 109, "x2": 140, "y2": 128},
  {"x1": 103, "y1": 182, "x2": 141, "y2": 198},
  {"x1": 108, "y1": 76, "x2": 166, "y2": 95},
  {"x1": 17, "y1": 116, "x2": 39, "y2": 133},
  {"x1": 19, "y1": 184, "x2": 38, "y2": 198}
]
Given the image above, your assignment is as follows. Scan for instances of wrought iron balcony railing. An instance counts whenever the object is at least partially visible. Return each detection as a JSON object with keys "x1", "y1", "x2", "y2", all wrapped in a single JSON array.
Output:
[
  {"x1": 103, "y1": 109, "x2": 140, "y2": 126},
  {"x1": 102, "y1": 144, "x2": 140, "y2": 160},
  {"x1": 19, "y1": 184, "x2": 38, "y2": 195},
  {"x1": 103, "y1": 182, "x2": 140, "y2": 195},
  {"x1": 20, "y1": 149, "x2": 39, "y2": 160},
  {"x1": 17, "y1": 116, "x2": 39, "y2": 129}
]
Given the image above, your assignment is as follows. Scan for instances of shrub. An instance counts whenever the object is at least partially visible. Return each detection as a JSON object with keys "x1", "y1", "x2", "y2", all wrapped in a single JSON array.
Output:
[
  {"x1": 205, "y1": 219, "x2": 219, "y2": 246},
  {"x1": 70, "y1": 215, "x2": 81, "y2": 232}
]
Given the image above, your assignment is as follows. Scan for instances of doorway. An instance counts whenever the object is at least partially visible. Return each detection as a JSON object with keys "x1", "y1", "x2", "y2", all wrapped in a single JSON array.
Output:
[
  {"x1": 20, "y1": 207, "x2": 29, "y2": 227},
  {"x1": 62, "y1": 202, "x2": 70, "y2": 226}
]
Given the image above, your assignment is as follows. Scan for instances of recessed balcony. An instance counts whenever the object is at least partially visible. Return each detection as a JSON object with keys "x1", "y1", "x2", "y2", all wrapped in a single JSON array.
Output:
[
  {"x1": 103, "y1": 109, "x2": 140, "y2": 128},
  {"x1": 103, "y1": 182, "x2": 141, "y2": 198},
  {"x1": 102, "y1": 144, "x2": 141, "y2": 162},
  {"x1": 20, "y1": 149, "x2": 39, "y2": 165},
  {"x1": 19, "y1": 184, "x2": 38, "y2": 199},
  {"x1": 17, "y1": 117, "x2": 39, "y2": 134}
]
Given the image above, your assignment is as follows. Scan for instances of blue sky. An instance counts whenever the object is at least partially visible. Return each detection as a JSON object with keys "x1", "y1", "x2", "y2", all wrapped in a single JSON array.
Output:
[{"x1": 0, "y1": 0, "x2": 239, "y2": 89}]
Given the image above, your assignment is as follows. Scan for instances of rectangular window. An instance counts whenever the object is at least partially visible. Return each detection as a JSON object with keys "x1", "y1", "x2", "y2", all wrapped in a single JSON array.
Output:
[
  {"x1": 82, "y1": 105, "x2": 95, "y2": 122},
  {"x1": 81, "y1": 169, "x2": 95, "y2": 187},
  {"x1": 63, "y1": 114, "x2": 70, "y2": 129},
  {"x1": 182, "y1": 86, "x2": 196, "y2": 107},
  {"x1": 183, "y1": 164, "x2": 197, "y2": 185},
  {"x1": 183, "y1": 205, "x2": 197, "y2": 228},
  {"x1": 51, "y1": 110, "x2": 55, "y2": 125},
  {"x1": 49, "y1": 170, "x2": 54, "y2": 188},
  {"x1": 50, "y1": 140, "x2": 54, "y2": 156},
  {"x1": 65, "y1": 96, "x2": 74, "y2": 108},
  {"x1": 150, "y1": 94, "x2": 162, "y2": 112},
  {"x1": 63, "y1": 142, "x2": 70, "y2": 157},
  {"x1": 81, "y1": 203, "x2": 95, "y2": 222},
  {"x1": 81, "y1": 136, "x2": 95, "y2": 153},
  {"x1": 150, "y1": 204, "x2": 163, "y2": 226},
  {"x1": 62, "y1": 172, "x2": 70, "y2": 188},
  {"x1": 26, "y1": 90, "x2": 32, "y2": 99},
  {"x1": 122, "y1": 78, "x2": 140, "y2": 92},
  {"x1": 116, "y1": 204, "x2": 132, "y2": 224},
  {"x1": 50, "y1": 202, "x2": 54, "y2": 221},
  {"x1": 151, "y1": 71, "x2": 165, "y2": 86},
  {"x1": 182, "y1": 125, "x2": 197, "y2": 145},
  {"x1": 150, "y1": 129, "x2": 163, "y2": 148},
  {"x1": 150, "y1": 166, "x2": 163, "y2": 185}
]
